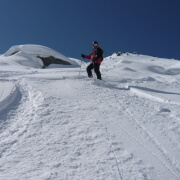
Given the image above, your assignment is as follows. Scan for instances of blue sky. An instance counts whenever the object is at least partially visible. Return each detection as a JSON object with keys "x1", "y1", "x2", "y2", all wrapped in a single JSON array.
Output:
[{"x1": 0, "y1": 0, "x2": 180, "y2": 60}]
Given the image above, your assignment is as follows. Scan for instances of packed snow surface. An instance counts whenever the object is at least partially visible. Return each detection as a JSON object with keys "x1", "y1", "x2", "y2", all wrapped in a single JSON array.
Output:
[{"x1": 0, "y1": 46, "x2": 180, "y2": 180}]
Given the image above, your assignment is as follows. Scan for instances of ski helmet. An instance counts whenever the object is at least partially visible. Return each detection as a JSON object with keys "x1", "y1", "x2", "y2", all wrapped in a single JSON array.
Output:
[{"x1": 92, "y1": 41, "x2": 98, "y2": 46}]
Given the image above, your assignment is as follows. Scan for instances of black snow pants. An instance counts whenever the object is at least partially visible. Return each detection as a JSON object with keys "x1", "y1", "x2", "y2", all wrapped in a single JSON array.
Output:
[{"x1": 86, "y1": 63, "x2": 101, "y2": 80}]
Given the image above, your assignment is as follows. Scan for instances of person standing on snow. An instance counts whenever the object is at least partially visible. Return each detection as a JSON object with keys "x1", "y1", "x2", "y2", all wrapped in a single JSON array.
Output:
[{"x1": 81, "y1": 41, "x2": 103, "y2": 80}]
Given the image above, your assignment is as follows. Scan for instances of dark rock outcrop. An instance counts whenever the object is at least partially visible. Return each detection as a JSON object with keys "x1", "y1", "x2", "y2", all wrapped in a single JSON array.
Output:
[{"x1": 38, "y1": 56, "x2": 71, "y2": 68}]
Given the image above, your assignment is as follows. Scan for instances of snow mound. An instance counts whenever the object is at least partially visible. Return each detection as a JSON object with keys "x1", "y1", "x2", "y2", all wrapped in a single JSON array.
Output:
[{"x1": 3, "y1": 44, "x2": 79, "y2": 68}]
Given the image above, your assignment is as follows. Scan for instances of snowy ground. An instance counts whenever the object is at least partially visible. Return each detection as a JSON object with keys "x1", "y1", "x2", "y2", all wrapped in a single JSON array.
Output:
[{"x1": 0, "y1": 46, "x2": 180, "y2": 180}]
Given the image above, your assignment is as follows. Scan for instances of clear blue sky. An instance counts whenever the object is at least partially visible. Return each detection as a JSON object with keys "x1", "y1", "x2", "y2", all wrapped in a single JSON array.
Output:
[{"x1": 0, "y1": 0, "x2": 180, "y2": 60}]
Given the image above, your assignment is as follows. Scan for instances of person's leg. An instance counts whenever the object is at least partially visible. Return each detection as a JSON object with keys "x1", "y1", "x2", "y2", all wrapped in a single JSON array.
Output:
[
  {"x1": 94, "y1": 64, "x2": 101, "y2": 80},
  {"x1": 86, "y1": 63, "x2": 94, "y2": 78}
]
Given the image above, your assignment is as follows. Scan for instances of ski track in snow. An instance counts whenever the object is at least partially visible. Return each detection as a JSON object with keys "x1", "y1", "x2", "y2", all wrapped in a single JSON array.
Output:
[
  {"x1": 0, "y1": 75, "x2": 124, "y2": 180},
  {"x1": 90, "y1": 78, "x2": 180, "y2": 180},
  {"x1": 0, "y1": 63, "x2": 180, "y2": 180}
]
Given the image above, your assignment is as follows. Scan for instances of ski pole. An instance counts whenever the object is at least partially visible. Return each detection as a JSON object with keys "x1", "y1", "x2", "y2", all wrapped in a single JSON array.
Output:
[{"x1": 78, "y1": 58, "x2": 82, "y2": 78}]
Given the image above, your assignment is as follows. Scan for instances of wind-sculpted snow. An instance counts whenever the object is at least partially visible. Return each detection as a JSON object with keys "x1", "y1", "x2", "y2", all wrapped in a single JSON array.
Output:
[
  {"x1": 0, "y1": 48, "x2": 180, "y2": 179},
  {"x1": 1, "y1": 44, "x2": 79, "y2": 68},
  {"x1": 0, "y1": 81, "x2": 19, "y2": 112},
  {"x1": 148, "y1": 66, "x2": 180, "y2": 75}
]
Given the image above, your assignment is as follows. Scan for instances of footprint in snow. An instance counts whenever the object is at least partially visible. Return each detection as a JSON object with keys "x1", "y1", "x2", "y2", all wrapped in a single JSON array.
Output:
[{"x1": 158, "y1": 107, "x2": 171, "y2": 113}]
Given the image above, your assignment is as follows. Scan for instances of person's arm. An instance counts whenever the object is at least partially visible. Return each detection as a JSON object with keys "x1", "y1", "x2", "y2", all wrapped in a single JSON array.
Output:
[{"x1": 81, "y1": 53, "x2": 94, "y2": 60}]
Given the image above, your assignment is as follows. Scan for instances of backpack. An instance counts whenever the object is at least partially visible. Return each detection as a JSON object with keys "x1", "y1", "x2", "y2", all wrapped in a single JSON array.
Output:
[{"x1": 99, "y1": 47, "x2": 104, "y2": 61}]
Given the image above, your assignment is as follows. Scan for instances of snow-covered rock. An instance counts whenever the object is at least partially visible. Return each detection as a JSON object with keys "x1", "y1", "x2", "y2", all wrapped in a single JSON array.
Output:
[{"x1": 3, "y1": 44, "x2": 79, "y2": 68}]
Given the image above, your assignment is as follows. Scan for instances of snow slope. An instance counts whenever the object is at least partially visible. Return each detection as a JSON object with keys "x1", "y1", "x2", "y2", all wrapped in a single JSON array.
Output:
[{"x1": 0, "y1": 46, "x2": 180, "y2": 180}]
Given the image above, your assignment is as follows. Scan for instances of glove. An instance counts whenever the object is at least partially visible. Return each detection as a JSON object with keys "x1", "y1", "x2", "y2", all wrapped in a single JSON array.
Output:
[{"x1": 81, "y1": 54, "x2": 85, "y2": 59}]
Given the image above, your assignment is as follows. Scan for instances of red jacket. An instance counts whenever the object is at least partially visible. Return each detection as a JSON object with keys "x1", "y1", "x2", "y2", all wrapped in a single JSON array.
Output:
[{"x1": 85, "y1": 47, "x2": 103, "y2": 65}]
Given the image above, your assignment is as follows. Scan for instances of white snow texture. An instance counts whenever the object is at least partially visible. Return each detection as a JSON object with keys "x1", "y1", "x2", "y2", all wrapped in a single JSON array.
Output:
[{"x1": 0, "y1": 45, "x2": 180, "y2": 180}]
